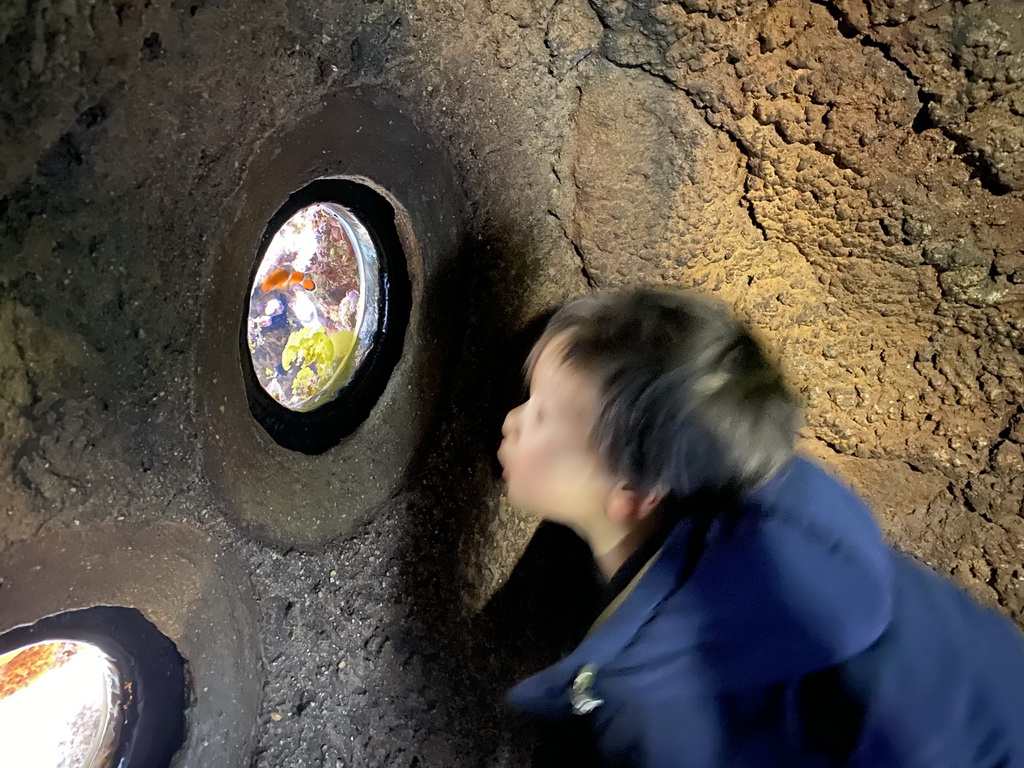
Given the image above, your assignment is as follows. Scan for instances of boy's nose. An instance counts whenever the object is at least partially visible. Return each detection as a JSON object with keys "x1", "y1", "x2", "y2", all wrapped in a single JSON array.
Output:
[{"x1": 501, "y1": 405, "x2": 521, "y2": 440}]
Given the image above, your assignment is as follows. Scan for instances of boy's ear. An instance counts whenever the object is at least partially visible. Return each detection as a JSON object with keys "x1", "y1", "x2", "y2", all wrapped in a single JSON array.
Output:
[{"x1": 606, "y1": 482, "x2": 665, "y2": 524}]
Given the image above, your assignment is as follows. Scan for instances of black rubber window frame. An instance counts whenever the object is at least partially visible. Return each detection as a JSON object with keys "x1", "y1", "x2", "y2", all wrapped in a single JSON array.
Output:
[
  {"x1": 0, "y1": 606, "x2": 188, "y2": 768},
  {"x1": 240, "y1": 179, "x2": 412, "y2": 454}
]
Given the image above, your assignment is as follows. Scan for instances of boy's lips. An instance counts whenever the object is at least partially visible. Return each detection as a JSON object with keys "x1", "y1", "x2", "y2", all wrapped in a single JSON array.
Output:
[{"x1": 497, "y1": 442, "x2": 509, "y2": 479}]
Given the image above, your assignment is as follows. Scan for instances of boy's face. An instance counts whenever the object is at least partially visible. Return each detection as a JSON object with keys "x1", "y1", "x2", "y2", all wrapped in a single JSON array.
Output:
[{"x1": 497, "y1": 337, "x2": 616, "y2": 525}]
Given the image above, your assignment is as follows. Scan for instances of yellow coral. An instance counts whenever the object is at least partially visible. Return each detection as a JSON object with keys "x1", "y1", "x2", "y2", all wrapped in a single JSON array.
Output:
[
  {"x1": 292, "y1": 366, "x2": 318, "y2": 398},
  {"x1": 282, "y1": 327, "x2": 334, "y2": 372}
]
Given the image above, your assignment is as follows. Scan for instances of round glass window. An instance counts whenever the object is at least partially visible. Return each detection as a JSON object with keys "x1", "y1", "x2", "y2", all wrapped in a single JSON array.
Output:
[
  {"x1": 246, "y1": 203, "x2": 381, "y2": 412},
  {"x1": 0, "y1": 640, "x2": 122, "y2": 768}
]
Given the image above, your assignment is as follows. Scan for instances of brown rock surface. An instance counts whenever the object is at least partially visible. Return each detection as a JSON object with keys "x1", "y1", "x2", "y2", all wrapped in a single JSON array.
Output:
[{"x1": 1, "y1": 0, "x2": 1022, "y2": 764}]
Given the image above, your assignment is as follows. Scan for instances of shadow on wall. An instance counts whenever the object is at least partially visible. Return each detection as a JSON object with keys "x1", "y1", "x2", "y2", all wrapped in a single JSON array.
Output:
[{"x1": 388, "y1": 226, "x2": 607, "y2": 764}]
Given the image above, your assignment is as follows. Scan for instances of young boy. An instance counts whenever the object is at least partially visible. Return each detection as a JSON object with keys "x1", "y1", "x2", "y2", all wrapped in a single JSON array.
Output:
[{"x1": 497, "y1": 287, "x2": 1024, "y2": 767}]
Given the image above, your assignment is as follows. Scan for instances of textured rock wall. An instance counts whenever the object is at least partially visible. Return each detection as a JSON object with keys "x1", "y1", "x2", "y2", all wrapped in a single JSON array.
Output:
[{"x1": 1, "y1": 1, "x2": 1022, "y2": 766}]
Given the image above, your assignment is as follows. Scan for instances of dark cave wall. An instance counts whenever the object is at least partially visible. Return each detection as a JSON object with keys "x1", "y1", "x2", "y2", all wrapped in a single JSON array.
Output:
[{"x1": 1, "y1": 1, "x2": 1023, "y2": 766}]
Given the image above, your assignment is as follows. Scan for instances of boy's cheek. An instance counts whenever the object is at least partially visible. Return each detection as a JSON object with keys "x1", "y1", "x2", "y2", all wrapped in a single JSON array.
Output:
[
  {"x1": 504, "y1": 459, "x2": 542, "y2": 505},
  {"x1": 506, "y1": 455, "x2": 596, "y2": 522},
  {"x1": 504, "y1": 453, "x2": 558, "y2": 516}
]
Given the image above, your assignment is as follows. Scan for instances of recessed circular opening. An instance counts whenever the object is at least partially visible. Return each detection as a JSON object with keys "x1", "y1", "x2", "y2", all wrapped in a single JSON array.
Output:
[
  {"x1": 0, "y1": 607, "x2": 187, "y2": 768},
  {"x1": 240, "y1": 179, "x2": 411, "y2": 454},
  {"x1": 0, "y1": 640, "x2": 122, "y2": 767}
]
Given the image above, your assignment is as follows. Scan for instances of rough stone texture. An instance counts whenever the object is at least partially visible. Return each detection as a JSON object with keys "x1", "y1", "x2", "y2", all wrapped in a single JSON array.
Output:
[
  {"x1": 0, "y1": 0, "x2": 1022, "y2": 765},
  {"x1": 836, "y1": 0, "x2": 1024, "y2": 193}
]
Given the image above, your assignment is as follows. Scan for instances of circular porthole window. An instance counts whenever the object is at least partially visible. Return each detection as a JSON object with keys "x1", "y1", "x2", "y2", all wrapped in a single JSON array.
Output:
[
  {"x1": 241, "y1": 179, "x2": 410, "y2": 454},
  {"x1": 246, "y1": 202, "x2": 380, "y2": 412},
  {"x1": 0, "y1": 640, "x2": 121, "y2": 767},
  {"x1": 0, "y1": 607, "x2": 187, "y2": 768}
]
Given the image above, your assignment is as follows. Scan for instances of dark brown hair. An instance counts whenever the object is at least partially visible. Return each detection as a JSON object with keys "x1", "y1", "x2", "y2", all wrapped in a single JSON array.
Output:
[{"x1": 528, "y1": 287, "x2": 799, "y2": 500}]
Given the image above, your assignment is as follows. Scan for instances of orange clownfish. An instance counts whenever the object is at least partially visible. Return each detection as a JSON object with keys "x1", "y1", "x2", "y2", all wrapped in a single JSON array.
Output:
[{"x1": 260, "y1": 267, "x2": 315, "y2": 293}]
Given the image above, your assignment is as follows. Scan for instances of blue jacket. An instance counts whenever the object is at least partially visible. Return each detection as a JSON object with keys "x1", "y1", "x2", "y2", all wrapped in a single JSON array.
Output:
[{"x1": 507, "y1": 458, "x2": 1024, "y2": 767}]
